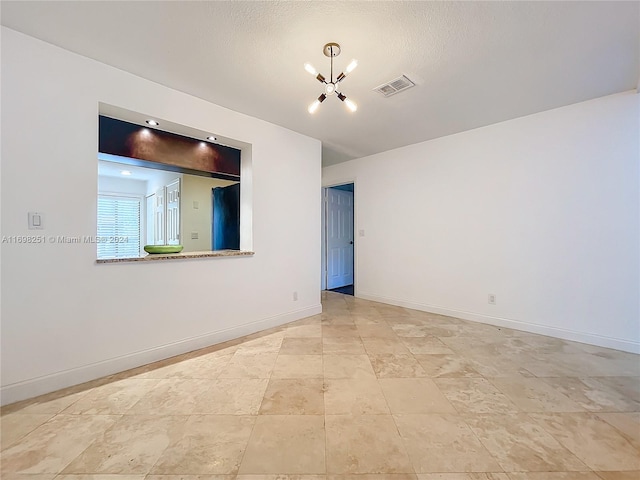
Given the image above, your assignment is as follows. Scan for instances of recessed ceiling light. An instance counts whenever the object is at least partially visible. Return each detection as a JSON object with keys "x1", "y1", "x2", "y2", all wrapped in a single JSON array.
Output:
[
  {"x1": 207, "y1": 136, "x2": 217, "y2": 141},
  {"x1": 145, "y1": 120, "x2": 159, "y2": 126},
  {"x1": 121, "y1": 170, "x2": 132, "y2": 176}
]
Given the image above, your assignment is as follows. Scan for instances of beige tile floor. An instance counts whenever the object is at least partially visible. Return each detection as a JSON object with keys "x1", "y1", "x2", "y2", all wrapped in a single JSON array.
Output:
[{"x1": 2, "y1": 292, "x2": 639, "y2": 480}]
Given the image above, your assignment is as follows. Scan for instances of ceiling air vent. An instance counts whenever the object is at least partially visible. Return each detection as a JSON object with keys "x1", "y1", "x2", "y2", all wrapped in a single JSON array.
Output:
[{"x1": 373, "y1": 75, "x2": 415, "y2": 97}]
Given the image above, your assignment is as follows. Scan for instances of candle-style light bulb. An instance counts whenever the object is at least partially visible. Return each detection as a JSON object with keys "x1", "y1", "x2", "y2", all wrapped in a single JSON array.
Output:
[
  {"x1": 304, "y1": 63, "x2": 317, "y2": 76},
  {"x1": 308, "y1": 94, "x2": 327, "y2": 114},
  {"x1": 344, "y1": 98, "x2": 357, "y2": 112},
  {"x1": 308, "y1": 99, "x2": 321, "y2": 114}
]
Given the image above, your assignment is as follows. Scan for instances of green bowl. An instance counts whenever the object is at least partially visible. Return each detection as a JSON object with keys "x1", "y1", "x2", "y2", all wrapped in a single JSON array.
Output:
[{"x1": 144, "y1": 244, "x2": 184, "y2": 254}]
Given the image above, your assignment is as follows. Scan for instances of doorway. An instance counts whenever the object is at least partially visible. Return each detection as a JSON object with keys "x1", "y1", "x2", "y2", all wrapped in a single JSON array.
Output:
[
  {"x1": 323, "y1": 183, "x2": 355, "y2": 296},
  {"x1": 212, "y1": 183, "x2": 240, "y2": 250}
]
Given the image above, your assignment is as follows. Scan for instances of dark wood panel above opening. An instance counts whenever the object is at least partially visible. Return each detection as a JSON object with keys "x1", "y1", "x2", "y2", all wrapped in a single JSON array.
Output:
[{"x1": 99, "y1": 116, "x2": 241, "y2": 177}]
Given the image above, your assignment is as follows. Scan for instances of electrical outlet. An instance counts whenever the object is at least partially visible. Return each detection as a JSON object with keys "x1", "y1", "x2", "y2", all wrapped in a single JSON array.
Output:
[
  {"x1": 191, "y1": 232, "x2": 199, "y2": 240},
  {"x1": 488, "y1": 294, "x2": 496, "y2": 305},
  {"x1": 293, "y1": 291, "x2": 298, "y2": 301}
]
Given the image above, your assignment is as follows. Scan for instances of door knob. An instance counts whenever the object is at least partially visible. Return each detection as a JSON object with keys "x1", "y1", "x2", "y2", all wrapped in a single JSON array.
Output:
[{"x1": 349, "y1": 241, "x2": 353, "y2": 244}]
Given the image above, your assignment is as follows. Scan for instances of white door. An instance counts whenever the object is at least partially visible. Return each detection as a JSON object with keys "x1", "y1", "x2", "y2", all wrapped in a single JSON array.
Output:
[
  {"x1": 326, "y1": 188, "x2": 354, "y2": 289},
  {"x1": 145, "y1": 194, "x2": 154, "y2": 246},
  {"x1": 166, "y1": 179, "x2": 180, "y2": 245},
  {"x1": 154, "y1": 187, "x2": 165, "y2": 245}
]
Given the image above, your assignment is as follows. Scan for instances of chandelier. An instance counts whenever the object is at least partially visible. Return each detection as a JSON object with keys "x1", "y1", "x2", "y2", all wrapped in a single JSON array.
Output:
[{"x1": 305, "y1": 42, "x2": 358, "y2": 114}]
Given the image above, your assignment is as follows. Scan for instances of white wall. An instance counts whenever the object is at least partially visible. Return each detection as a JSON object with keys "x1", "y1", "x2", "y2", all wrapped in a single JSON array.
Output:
[
  {"x1": 323, "y1": 91, "x2": 640, "y2": 353},
  {"x1": 1, "y1": 27, "x2": 322, "y2": 404}
]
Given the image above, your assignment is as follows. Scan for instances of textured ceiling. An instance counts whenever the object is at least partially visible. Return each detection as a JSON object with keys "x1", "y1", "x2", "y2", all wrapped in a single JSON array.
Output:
[{"x1": 2, "y1": 1, "x2": 638, "y2": 166}]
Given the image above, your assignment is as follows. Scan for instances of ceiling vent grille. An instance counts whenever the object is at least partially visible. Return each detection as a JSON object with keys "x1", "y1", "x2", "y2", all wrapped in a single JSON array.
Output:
[{"x1": 373, "y1": 75, "x2": 415, "y2": 97}]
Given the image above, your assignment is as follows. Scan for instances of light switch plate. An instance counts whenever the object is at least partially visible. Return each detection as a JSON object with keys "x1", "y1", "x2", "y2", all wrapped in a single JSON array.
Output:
[{"x1": 28, "y1": 212, "x2": 44, "y2": 230}]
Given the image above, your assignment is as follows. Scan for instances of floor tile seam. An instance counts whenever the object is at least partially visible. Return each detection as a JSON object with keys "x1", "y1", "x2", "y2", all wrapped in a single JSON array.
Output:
[
  {"x1": 482, "y1": 375, "x2": 528, "y2": 413},
  {"x1": 589, "y1": 375, "x2": 640, "y2": 381},
  {"x1": 135, "y1": 373, "x2": 229, "y2": 381},
  {"x1": 48, "y1": 473, "x2": 141, "y2": 479},
  {"x1": 376, "y1": 377, "x2": 414, "y2": 416},
  {"x1": 509, "y1": 376, "x2": 628, "y2": 413},
  {"x1": 50, "y1": 412, "x2": 129, "y2": 477},
  {"x1": 259, "y1": 412, "x2": 324, "y2": 416},
  {"x1": 408, "y1": 468, "x2": 599, "y2": 474},
  {"x1": 500, "y1": 411, "x2": 594, "y2": 472},
  {"x1": 430, "y1": 377, "x2": 487, "y2": 415},
  {"x1": 45, "y1": 391, "x2": 92, "y2": 417},
  {"x1": 508, "y1": 465, "x2": 606, "y2": 474},
  {"x1": 591, "y1": 472, "x2": 619, "y2": 480},
  {"x1": 594, "y1": 409, "x2": 640, "y2": 416},
  {"x1": 115, "y1": 412, "x2": 256, "y2": 416},
  {"x1": 385, "y1": 412, "x2": 431, "y2": 476},
  {"x1": 425, "y1": 378, "x2": 461, "y2": 415},
  {"x1": 45, "y1": 408, "x2": 170, "y2": 416},
  {"x1": 155, "y1": 414, "x2": 257, "y2": 476},
  {"x1": 448, "y1": 412, "x2": 511, "y2": 475},
  {"x1": 234, "y1": 414, "x2": 261, "y2": 476},
  {"x1": 323, "y1": 402, "x2": 328, "y2": 476},
  {"x1": 0, "y1": 410, "x2": 60, "y2": 451},
  {"x1": 249, "y1": 378, "x2": 271, "y2": 416},
  {"x1": 79, "y1": 380, "x2": 168, "y2": 416},
  {"x1": 533, "y1": 375, "x2": 594, "y2": 382},
  {"x1": 324, "y1": 412, "x2": 400, "y2": 416},
  {"x1": 570, "y1": 412, "x2": 640, "y2": 450}
]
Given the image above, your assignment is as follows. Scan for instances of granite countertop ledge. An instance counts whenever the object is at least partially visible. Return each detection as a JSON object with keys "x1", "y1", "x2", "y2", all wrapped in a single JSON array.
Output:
[{"x1": 97, "y1": 250, "x2": 254, "y2": 263}]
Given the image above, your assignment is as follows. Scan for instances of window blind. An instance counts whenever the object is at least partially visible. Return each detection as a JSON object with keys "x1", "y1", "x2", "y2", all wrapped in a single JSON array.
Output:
[{"x1": 97, "y1": 195, "x2": 141, "y2": 259}]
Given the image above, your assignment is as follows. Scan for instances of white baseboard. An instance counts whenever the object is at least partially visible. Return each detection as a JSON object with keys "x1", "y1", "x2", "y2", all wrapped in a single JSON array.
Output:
[
  {"x1": 357, "y1": 292, "x2": 640, "y2": 354},
  {"x1": 0, "y1": 304, "x2": 322, "y2": 406}
]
